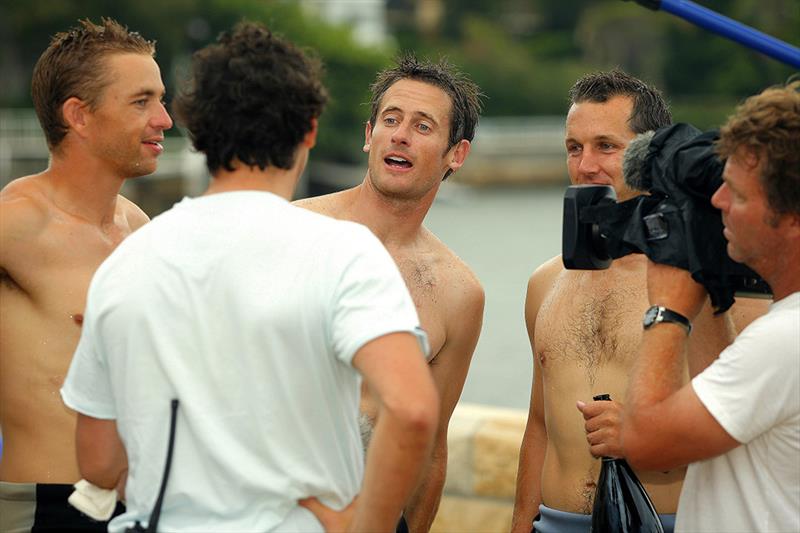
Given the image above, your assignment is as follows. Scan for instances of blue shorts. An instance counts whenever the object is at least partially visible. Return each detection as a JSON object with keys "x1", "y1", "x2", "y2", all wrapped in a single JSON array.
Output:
[{"x1": 533, "y1": 504, "x2": 675, "y2": 533}]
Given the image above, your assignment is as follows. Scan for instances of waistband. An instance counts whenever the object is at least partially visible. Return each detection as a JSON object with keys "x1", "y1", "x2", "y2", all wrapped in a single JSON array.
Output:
[
  {"x1": 534, "y1": 504, "x2": 676, "y2": 533},
  {"x1": 0, "y1": 481, "x2": 37, "y2": 502}
]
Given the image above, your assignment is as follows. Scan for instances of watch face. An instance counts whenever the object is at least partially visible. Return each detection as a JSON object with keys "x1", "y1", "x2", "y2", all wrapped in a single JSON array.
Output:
[{"x1": 643, "y1": 306, "x2": 660, "y2": 327}]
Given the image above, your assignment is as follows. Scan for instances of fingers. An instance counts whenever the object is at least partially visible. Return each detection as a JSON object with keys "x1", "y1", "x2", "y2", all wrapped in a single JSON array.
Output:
[
  {"x1": 584, "y1": 410, "x2": 621, "y2": 433},
  {"x1": 577, "y1": 399, "x2": 621, "y2": 422},
  {"x1": 586, "y1": 427, "x2": 624, "y2": 458},
  {"x1": 299, "y1": 497, "x2": 329, "y2": 525},
  {"x1": 299, "y1": 497, "x2": 323, "y2": 513},
  {"x1": 578, "y1": 399, "x2": 625, "y2": 458},
  {"x1": 587, "y1": 441, "x2": 621, "y2": 459},
  {"x1": 298, "y1": 496, "x2": 358, "y2": 533}
]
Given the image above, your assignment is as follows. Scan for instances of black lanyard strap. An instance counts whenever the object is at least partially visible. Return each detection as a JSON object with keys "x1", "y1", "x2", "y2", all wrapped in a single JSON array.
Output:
[{"x1": 127, "y1": 398, "x2": 179, "y2": 533}]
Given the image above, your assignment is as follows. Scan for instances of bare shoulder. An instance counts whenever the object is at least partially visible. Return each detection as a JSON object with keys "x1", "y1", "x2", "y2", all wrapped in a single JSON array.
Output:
[
  {"x1": 527, "y1": 255, "x2": 563, "y2": 300},
  {"x1": 116, "y1": 194, "x2": 149, "y2": 231},
  {"x1": 525, "y1": 255, "x2": 564, "y2": 329},
  {"x1": 0, "y1": 175, "x2": 52, "y2": 243},
  {"x1": 292, "y1": 189, "x2": 352, "y2": 219},
  {"x1": 422, "y1": 229, "x2": 484, "y2": 308}
]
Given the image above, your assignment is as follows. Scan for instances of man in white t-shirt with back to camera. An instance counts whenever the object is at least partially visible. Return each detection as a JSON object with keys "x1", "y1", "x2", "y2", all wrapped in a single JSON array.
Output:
[
  {"x1": 60, "y1": 22, "x2": 439, "y2": 532},
  {"x1": 580, "y1": 81, "x2": 800, "y2": 532}
]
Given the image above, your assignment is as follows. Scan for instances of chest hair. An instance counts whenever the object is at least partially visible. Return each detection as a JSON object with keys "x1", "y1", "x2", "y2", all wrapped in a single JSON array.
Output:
[{"x1": 541, "y1": 286, "x2": 640, "y2": 387}]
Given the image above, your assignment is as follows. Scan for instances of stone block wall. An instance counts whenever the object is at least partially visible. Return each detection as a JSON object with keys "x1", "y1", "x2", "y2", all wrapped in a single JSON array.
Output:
[{"x1": 431, "y1": 403, "x2": 528, "y2": 533}]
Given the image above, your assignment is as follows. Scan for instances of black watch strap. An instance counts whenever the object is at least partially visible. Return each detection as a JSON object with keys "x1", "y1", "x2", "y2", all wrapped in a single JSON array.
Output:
[{"x1": 643, "y1": 305, "x2": 692, "y2": 334}]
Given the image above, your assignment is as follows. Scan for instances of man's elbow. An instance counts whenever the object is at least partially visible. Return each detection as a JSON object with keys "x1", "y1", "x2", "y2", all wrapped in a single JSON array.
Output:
[
  {"x1": 76, "y1": 435, "x2": 127, "y2": 488},
  {"x1": 622, "y1": 425, "x2": 674, "y2": 472},
  {"x1": 77, "y1": 455, "x2": 121, "y2": 489},
  {"x1": 387, "y1": 384, "x2": 439, "y2": 446}
]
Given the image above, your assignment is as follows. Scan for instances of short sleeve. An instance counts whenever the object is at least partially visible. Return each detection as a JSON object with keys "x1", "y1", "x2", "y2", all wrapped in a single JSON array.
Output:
[
  {"x1": 692, "y1": 309, "x2": 800, "y2": 444},
  {"x1": 329, "y1": 226, "x2": 422, "y2": 365},
  {"x1": 60, "y1": 286, "x2": 117, "y2": 420}
]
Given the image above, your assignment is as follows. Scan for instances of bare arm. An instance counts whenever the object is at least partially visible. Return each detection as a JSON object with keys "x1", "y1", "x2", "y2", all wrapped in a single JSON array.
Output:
[
  {"x1": 402, "y1": 427, "x2": 446, "y2": 533},
  {"x1": 404, "y1": 283, "x2": 484, "y2": 532},
  {"x1": 511, "y1": 352, "x2": 546, "y2": 533},
  {"x1": 581, "y1": 285, "x2": 767, "y2": 457},
  {"x1": 622, "y1": 262, "x2": 739, "y2": 471},
  {"x1": 351, "y1": 332, "x2": 439, "y2": 532},
  {"x1": 75, "y1": 414, "x2": 128, "y2": 492},
  {"x1": 686, "y1": 299, "x2": 737, "y2": 376},
  {"x1": 687, "y1": 295, "x2": 770, "y2": 376},
  {"x1": 0, "y1": 181, "x2": 47, "y2": 285},
  {"x1": 511, "y1": 262, "x2": 558, "y2": 533}
]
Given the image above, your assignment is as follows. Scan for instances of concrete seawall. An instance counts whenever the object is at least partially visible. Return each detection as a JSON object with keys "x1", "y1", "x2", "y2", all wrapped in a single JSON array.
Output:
[{"x1": 431, "y1": 403, "x2": 528, "y2": 533}]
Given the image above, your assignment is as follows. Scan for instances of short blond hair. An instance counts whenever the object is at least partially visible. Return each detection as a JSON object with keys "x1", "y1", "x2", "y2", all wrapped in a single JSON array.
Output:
[{"x1": 31, "y1": 18, "x2": 156, "y2": 150}]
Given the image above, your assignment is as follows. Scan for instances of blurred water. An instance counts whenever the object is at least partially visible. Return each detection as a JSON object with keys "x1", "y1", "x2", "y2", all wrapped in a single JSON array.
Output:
[{"x1": 425, "y1": 182, "x2": 567, "y2": 410}]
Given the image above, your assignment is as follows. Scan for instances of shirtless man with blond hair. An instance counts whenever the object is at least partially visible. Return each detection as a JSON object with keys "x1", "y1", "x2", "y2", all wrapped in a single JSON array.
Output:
[
  {"x1": 296, "y1": 55, "x2": 485, "y2": 532},
  {"x1": 0, "y1": 18, "x2": 171, "y2": 530},
  {"x1": 511, "y1": 69, "x2": 767, "y2": 533}
]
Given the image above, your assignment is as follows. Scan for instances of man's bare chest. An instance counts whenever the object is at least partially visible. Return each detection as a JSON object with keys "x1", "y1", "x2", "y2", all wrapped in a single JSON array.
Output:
[
  {"x1": 536, "y1": 284, "x2": 647, "y2": 383},
  {"x1": 9, "y1": 226, "x2": 122, "y2": 308},
  {"x1": 394, "y1": 256, "x2": 448, "y2": 359}
]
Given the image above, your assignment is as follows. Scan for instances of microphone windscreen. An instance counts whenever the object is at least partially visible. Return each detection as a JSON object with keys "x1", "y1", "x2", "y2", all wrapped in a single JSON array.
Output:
[{"x1": 623, "y1": 130, "x2": 655, "y2": 191}]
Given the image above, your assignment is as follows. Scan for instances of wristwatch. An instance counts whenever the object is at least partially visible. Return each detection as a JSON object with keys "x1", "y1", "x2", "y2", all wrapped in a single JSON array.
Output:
[{"x1": 642, "y1": 305, "x2": 692, "y2": 335}]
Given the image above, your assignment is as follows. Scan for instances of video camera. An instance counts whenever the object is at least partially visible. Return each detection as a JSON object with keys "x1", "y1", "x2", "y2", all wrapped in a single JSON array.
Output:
[{"x1": 562, "y1": 123, "x2": 771, "y2": 313}]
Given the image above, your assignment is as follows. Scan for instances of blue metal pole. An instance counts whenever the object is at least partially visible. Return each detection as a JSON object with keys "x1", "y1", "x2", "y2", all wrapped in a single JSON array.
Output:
[{"x1": 629, "y1": 0, "x2": 800, "y2": 68}]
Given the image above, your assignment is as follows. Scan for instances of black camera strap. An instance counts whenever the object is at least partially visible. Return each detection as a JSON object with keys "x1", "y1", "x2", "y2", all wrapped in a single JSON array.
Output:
[{"x1": 127, "y1": 398, "x2": 179, "y2": 533}]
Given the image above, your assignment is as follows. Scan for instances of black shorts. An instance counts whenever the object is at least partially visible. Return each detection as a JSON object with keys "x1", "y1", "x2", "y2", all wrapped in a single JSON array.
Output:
[{"x1": 0, "y1": 481, "x2": 125, "y2": 532}]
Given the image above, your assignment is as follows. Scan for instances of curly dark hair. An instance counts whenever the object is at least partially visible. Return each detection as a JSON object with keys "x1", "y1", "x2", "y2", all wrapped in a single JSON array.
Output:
[
  {"x1": 717, "y1": 81, "x2": 800, "y2": 218},
  {"x1": 568, "y1": 68, "x2": 672, "y2": 134},
  {"x1": 172, "y1": 21, "x2": 328, "y2": 174},
  {"x1": 31, "y1": 18, "x2": 155, "y2": 150},
  {"x1": 368, "y1": 54, "x2": 483, "y2": 149}
]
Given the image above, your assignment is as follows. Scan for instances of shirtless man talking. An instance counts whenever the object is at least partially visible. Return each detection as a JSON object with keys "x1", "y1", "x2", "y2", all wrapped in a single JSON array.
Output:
[
  {"x1": 296, "y1": 55, "x2": 484, "y2": 532},
  {"x1": 0, "y1": 19, "x2": 171, "y2": 531},
  {"x1": 511, "y1": 69, "x2": 767, "y2": 533}
]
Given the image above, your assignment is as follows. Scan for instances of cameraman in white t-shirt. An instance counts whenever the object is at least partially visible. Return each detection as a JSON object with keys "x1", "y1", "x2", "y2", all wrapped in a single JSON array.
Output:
[{"x1": 579, "y1": 81, "x2": 800, "y2": 532}]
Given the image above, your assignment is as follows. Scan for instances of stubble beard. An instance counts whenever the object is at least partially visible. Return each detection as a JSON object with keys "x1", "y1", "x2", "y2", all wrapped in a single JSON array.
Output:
[
  {"x1": 367, "y1": 167, "x2": 427, "y2": 203},
  {"x1": 105, "y1": 142, "x2": 157, "y2": 179}
]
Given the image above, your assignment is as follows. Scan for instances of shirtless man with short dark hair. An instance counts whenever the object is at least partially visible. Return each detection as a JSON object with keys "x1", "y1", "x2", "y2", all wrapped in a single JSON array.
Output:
[
  {"x1": 511, "y1": 69, "x2": 767, "y2": 533},
  {"x1": 296, "y1": 55, "x2": 484, "y2": 532},
  {"x1": 0, "y1": 18, "x2": 171, "y2": 531}
]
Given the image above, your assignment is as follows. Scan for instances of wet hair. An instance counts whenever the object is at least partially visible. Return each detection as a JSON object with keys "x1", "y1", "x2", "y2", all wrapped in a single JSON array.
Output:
[
  {"x1": 31, "y1": 18, "x2": 156, "y2": 150},
  {"x1": 568, "y1": 68, "x2": 672, "y2": 134},
  {"x1": 172, "y1": 21, "x2": 328, "y2": 174},
  {"x1": 716, "y1": 81, "x2": 800, "y2": 217},
  {"x1": 368, "y1": 54, "x2": 483, "y2": 149}
]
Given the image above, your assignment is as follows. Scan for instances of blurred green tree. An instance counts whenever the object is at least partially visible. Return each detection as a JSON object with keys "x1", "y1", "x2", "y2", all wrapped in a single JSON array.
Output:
[
  {"x1": 0, "y1": 0, "x2": 392, "y2": 163},
  {"x1": 388, "y1": 0, "x2": 798, "y2": 127},
  {"x1": 2, "y1": 0, "x2": 797, "y2": 141}
]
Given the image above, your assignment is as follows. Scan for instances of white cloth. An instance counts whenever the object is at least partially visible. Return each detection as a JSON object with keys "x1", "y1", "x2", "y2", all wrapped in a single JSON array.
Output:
[
  {"x1": 68, "y1": 480, "x2": 118, "y2": 521},
  {"x1": 61, "y1": 192, "x2": 423, "y2": 532},
  {"x1": 677, "y1": 292, "x2": 800, "y2": 532}
]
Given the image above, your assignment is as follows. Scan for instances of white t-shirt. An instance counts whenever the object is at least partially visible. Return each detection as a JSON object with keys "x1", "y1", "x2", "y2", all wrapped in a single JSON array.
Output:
[
  {"x1": 61, "y1": 191, "x2": 424, "y2": 532},
  {"x1": 677, "y1": 292, "x2": 800, "y2": 532}
]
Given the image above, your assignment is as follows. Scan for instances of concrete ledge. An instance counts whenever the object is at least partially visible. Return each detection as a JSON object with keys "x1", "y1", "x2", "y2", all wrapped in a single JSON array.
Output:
[{"x1": 432, "y1": 403, "x2": 527, "y2": 533}]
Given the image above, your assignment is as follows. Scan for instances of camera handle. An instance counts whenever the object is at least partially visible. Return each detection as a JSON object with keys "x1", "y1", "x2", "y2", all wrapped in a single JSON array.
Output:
[
  {"x1": 562, "y1": 185, "x2": 617, "y2": 270},
  {"x1": 624, "y1": 0, "x2": 800, "y2": 68}
]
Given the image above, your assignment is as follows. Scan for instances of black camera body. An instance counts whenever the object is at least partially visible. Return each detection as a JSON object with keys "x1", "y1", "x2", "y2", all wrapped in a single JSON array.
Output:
[{"x1": 562, "y1": 123, "x2": 771, "y2": 312}]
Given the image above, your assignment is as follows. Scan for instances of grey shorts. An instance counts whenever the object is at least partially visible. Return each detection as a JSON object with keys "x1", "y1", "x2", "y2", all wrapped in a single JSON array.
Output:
[
  {"x1": 533, "y1": 504, "x2": 675, "y2": 533},
  {"x1": 0, "y1": 480, "x2": 123, "y2": 532}
]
